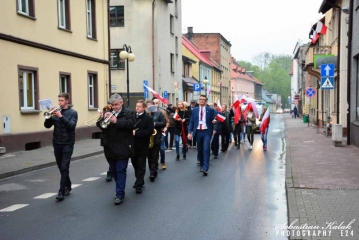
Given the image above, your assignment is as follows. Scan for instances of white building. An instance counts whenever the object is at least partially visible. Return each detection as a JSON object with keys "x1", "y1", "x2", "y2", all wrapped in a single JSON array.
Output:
[{"x1": 110, "y1": 0, "x2": 182, "y2": 108}]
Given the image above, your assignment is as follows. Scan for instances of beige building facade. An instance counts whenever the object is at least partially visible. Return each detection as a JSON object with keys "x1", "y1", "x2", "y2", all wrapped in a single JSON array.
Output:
[{"x1": 0, "y1": 0, "x2": 109, "y2": 152}]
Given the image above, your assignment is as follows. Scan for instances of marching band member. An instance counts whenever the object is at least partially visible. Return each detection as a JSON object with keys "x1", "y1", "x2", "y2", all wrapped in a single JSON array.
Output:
[
  {"x1": 44, "y1": 93, "x2": 78, "y2": 201},
  {"x1": 131, "y1": 100, "x2": 154, "y2": 194}
]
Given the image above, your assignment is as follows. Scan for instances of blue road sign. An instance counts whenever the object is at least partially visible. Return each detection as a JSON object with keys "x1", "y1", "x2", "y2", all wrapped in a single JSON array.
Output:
[
  {"x1": 194, "y1": 83, "x2": 201, "y2": 92},
  {"x1": 321, "y1": 77, "x2": 334, "y2": 90},
  {"x1": 143, "y1": 80, "x2": 148, "y2": 98},
  {"x1": 305, "y1": 87, "x2": 316, "y2": 98},
  {"x1": 320, "y1": 63, "x2": 335, "y2": 77},
  {"x1": 163, "y1": 91, "x2": 168, "y2": 99}
]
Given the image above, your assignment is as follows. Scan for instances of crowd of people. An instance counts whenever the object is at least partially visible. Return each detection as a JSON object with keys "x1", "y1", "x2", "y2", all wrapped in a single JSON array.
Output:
[{"x1": 45, "y1": 93, "x2": 270, "y2": 205}]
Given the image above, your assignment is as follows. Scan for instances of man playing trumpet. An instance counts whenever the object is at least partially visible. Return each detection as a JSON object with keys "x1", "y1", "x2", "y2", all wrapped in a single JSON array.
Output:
[{"x1": 44, "y1": 93, "x2": 78, "y2": 201}]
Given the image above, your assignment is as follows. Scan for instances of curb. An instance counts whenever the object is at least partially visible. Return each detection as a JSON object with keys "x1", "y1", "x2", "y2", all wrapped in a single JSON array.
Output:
[{"x1": 0, "y1": 150, "x2": 103, "y2": 180}]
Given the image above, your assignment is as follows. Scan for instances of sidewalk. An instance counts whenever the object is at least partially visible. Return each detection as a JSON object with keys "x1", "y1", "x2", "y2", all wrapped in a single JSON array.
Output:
[
  {"x1": 285, "y1": 116, "x2": 359, "y2": 240},
  {"x1": 0, "y1": 139, "x2": 103, "y2": 180}
]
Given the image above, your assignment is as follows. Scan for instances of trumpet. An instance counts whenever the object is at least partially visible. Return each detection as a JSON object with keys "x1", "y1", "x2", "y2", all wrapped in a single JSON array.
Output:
[
  {"x1": 44, "y1": 106, "x2": 61, "y2": 119},
  {"x1": 85, "y1": 113, "x2": 103, "y2": 127},
  {"x1": 100, "y1": 110, "x2": 116, "y2": 128}
]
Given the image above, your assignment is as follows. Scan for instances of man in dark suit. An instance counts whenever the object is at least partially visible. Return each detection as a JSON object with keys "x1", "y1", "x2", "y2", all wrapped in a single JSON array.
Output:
[
  {"x1": 220, "y1": 104, "x2": 233, "y2": 152},
  {"x1": 132, "y1": 100, "x2": 154, "y2": 194},
  {"x1": 188, "y1": 95, "x2": 217, "y2": 176},
  {"x1": 97, "y1": 94, "x2": 135, "y2": 205}
]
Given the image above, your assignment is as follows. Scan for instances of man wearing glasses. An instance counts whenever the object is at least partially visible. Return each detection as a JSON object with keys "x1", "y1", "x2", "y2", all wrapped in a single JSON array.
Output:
[{"x1": 188, "y1": 95, "x2": 217, "y2": 176}]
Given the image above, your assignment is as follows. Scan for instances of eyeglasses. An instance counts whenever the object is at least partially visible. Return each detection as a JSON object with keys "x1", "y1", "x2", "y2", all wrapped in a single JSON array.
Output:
[{"x1": 199, "y1": 98, "x2": 207, "y2": 101}]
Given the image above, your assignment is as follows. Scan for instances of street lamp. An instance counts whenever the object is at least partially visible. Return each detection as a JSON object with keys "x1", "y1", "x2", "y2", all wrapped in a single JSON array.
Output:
[
  {"x1": 202, "y1": 76, "x2": 209, "y2": 98},
  {"x1": 119, "y1": 44, "x2": 135, "y2": 108}
]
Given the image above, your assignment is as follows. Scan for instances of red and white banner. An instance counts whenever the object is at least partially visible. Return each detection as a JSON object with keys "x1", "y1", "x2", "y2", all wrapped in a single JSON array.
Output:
[
  {"x1": 244, "y1": 101, "x2": 259, "y2": 118},
  {"x1": 143, "y1": 84, "x2": 170, "y2": 104},
  {"x1": 216, "y1": 113, "x2": 226, "y2": 122},
  {"x1": 311, "y1": 31, "x2": 319, "y2": 44},
  {"x1": 217, "y1": 100, "x2": 222, "y2": 112},
  {"x1": 173, "y1": 112, "x2": 179, "y2": 120},
  {"x1": 316, "y1": 21, "x2": 327, "y2": 35},
  {"x1": 260, "y1": 109, "x2": 270, "y2": 134}
]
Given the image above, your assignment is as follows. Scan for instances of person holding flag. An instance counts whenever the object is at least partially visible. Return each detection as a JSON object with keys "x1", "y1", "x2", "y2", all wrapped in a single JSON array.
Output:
[
  {"x1": 246, "y1": 103, "x2": 257, "y2": 150},
  {"x1": 259, "y1": 106, "x2": 270, "y2": 151},
  {"x1": 219, "y1": 104, "x2": 233, "y2": 152},
  {"x1": 173, "y1": 102, "x2": 190, "y2": 160},
  {"x1": 232, "y1": 103, "x2": 244, "y2": 149}
]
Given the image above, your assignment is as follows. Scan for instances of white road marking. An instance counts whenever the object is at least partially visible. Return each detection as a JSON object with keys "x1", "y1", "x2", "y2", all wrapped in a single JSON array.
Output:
[
  {"x1": 34, "y1": 193, "x2": 57, "y2": 199},
  {"x1": 100, "y1": 172, "x2": 107, "y2": 175},
  {"x1": 303, "y1": 141, "x2": 315, "y2": 143},
  {"x1": 0, "y1": 204, "x2": 29, "y2": 212},
  {"x1": 82, "y1": 177, "x2": 100, "y2": 182},
  {"x1": 71, "y1": 184, "x2": 82, "y2": 188},
  {"x1": 272, "y1": 129, "x2": 281, "y2": 132}
]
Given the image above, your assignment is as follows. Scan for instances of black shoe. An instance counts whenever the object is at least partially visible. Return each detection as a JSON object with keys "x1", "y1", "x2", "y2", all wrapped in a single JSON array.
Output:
[
  {"x1": 56, "y1": 192, "x2": 64, "y2": 201},
  {"x1": 149, "y1": 175, "x2": 155, "y2": 182},
  {"x1": 237, "y1": 145, "x2": 240, "y2": 149},
  {"x1": 214, "y1": 155, "x2": 218, "y2": 159},
  {"x1": 200, "y1": 168, "x2": 204, "y2": 172},
  {"x1": 220, "y1": 149, "x2": 225, "y2": 152},
  {"x1": 136, "y1": 187, "x2": 142, "y2": 194},
  {"x1": 175, "y1": 154, "x2": 180, "y2": 161},
  {"x1": 203, "y1": 171, "x2": 208, "y2": 176},
  {"x1": 183, "y1": 155, "x2": 186, "y2": 160},
  {"x1": 197, "y1": 161, "x2": 200, "y2": 165},
  {"x1": 114, "y1": 197, "x2": 124, "y2": 205},
  {"x1": 64, "y1": 187, "x2": 71, "y2": 196},
  {"x1": 106, "y1": 172, "x2": 112, "y2": 182}
]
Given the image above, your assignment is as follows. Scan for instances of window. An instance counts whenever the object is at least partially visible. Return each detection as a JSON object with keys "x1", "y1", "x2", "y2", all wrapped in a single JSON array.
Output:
[
  {"x1": 59, "y1": 73, "x2": 72, "y2": 104},
  {"x1": 357, "y1": 60, "x2": 359, "y2": 119},
  {"x1": 18, "y1": 66, "x2": 38, "y2": 110},
  {"x1": 170, "y1": 53, "x2": 175, "y2": 73},
  {"x1": 88, "y1": 72, "x2": 98, "y2": 108},
  {"x1": 110, "y1": 49, "x2": 125, "y2": 69},
  {"x1": 175, "y1": 0, "x2": 178, "y2": 17},
  {"x1": 86, "y1": 0, "x2": 96, "y2": 39},
  {"x1": 17, "y1": 0, "x2": 35, "y2": 17},
  {"x1": 110, "y1": 6, "x2": 124, "y2": 27},
  {"x1": 170, "y1": 15, "x2": 174, "y2": 34},
  {"x1": 175, "y1": 37, "x2": 178, "y2": 54},
  {"x1": 58, "y1": 0, "x2": 71, "y2": 30}
]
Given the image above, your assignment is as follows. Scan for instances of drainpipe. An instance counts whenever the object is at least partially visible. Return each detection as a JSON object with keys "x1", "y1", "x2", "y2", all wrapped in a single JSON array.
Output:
[
  {"x1": 336, "y1": 7, "x2": 341, "y2": 124},
  {"x1": 152, "y1": 0, "x2": 155, "y2": 90},
  {"x1": 347, "y1": 0, "x2": 353, "y2": 144},
  {"x1": 107, "y1": 0, "x2": 111, "y2": 100}
]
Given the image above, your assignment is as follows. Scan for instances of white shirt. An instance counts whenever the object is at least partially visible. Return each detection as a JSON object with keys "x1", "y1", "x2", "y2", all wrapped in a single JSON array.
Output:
[
  {"x1": 247, "y1": 112, "x2": 253, "y2": 126},
  {"x1": 114, "y1": 108, "x2": 122, "y2": 117},
  {"x1": 197, "y1": 106, "x2": 208, "y2": 130}
]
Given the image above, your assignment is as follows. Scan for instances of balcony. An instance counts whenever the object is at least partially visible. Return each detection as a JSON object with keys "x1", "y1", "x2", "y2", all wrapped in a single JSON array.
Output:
[{"x1": 305, "y1": 46, "x2": 332, "y2": 66}]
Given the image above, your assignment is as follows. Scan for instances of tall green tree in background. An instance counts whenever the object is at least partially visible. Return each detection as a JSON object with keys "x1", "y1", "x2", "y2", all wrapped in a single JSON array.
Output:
[{"x1": 237, "y1": 53, "x2": 292, "y2": 105}]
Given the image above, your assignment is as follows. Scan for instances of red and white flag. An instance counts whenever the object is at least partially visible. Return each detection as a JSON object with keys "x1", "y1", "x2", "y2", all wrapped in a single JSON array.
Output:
[
  {"x1": 260, "y1": 109, "x2": 270, "y2": 134},
  {"x1": 143, "y1": 84, "x2": 170, "y2": 104},
  {"x1": 315, "y1": 21, "x2": 327, "y2": 35},
  {"x1": 216, "y1": 113, "x2": 226, "y2": 122},
  {"x1": 234, "y1": 105, "x2": 242, "y2": 125},
  {"x1": 217, "y1": 100, "x2": 222, "y2": 112},
  {"x1": 232, "y1": 100, "x2": 240, "y2": 109},
  {"x1": 311, "y1": 31, "x2": 319, "y2": 44},
  {"x1": 244, "y1": 101, "x2": 259, "y2": 118},
  {"x1": 173, "y1": 112, "x2": 179, "y2": 120}
]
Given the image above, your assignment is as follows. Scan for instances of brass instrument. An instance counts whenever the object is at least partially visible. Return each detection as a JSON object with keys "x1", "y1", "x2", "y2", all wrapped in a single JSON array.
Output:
[
  {"x1": 100, "y1": 110, "x2": 116, "y2": 128},
  {"x1": 149, "y1": 129, "x2": 157, "y2": 149},
  {"x1": 85, "y1": 106, "x2": 111, "y2": 127},
  {"x1": 44, "y1": 106, "x2": 61, "y2": 119}
]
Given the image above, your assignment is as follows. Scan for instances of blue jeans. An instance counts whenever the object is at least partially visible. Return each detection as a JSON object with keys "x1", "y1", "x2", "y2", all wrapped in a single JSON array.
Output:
[
  {"x1": 175, "y1": 135, "x2": 187, "y2": 155},
  {"x1": 240, "y1": 125, "x2": 246, "y2": 141},
  {"x1": 160, "y1": 134, "x2": 165, "y2": 163},
  {"x1": 196, "y1": 130, "x2": 211, "y2": 172},
  {"x1": 261, "y1": 128, "x2": 269, "y2": 148},
  {"x1": 108, "y1": 159, "x2": 129, "y2": 198}
]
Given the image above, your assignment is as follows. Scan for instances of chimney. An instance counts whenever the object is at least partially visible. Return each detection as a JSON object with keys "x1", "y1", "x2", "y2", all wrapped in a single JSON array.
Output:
[
  {"x1": 187, "y1": 27, "x2": 193, "y2": 41},
  {"x1": 200, "y1": 50, "x2": 211, "y2": 61}
]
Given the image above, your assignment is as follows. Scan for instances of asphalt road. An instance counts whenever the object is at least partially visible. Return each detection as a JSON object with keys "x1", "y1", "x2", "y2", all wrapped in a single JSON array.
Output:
[{"x1": 0, "y1": 113, "x2": 288, "y2": 240}]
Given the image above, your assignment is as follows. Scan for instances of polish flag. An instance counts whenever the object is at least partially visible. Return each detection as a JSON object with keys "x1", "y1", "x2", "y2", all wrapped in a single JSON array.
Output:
[
  {"x1": 238, "y1": 94, "x2": 247, "y2": 103},
  {"x1": 216, "y1": 113, "x2": 226, "y2": 122},
  {"x1": 173, "y1": 112, "x2": 179, "y2": 120},
  {"x1": 244, "y1": 101, "x2": 259, "y2": 118},
  {"x1": 311, "y1": 31, "x2": 319, "y2": 44},
  {"x1": 143, "y1": 84, "x2": 170, "y2": 104},
  {"x1": 234, "y1": 105, "x2": 242, "y2": 125},
  {"x1": 217, "y1": 100, "x2": 222, "y2": 112},
  {"x1": 260, "y1": 109, "x2": 270, "y2": 134},
  {"x1": 232, "y1": 100, "x2": 240, "y2": 108},
  {"x1": 316, "y1": 21, "x2": 327, "y2": 35}
]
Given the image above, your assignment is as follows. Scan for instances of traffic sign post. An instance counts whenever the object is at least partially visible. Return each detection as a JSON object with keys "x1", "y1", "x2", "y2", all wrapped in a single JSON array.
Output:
[
  {"x1": 163, "y1": 91, "x2": 168, "y2": 99},
  {"x1": 305, "y1": 87, "x2": 316, "y2": 98},
  {"x1": 320, "y1": 64, "x2": 334, "y2": 90},
  {"x1": 194, "y1": 83, "x2": 201, "y2": 92},
  {"x1": 143, "y1": 80, "x2": 148, "y2": 98}
]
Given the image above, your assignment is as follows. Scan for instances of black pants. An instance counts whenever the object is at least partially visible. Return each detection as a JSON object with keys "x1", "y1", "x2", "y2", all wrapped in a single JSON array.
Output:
[
  {"x1": 165, "y1": 127, "x2": 175, "y2": 148},
  {"x1": 53, "y1": 143, "x2": 74, "y2": 193},
  {"x1": 247, "y1": 126, "x2": 255, "y2": 145},
  {"x1": 233, "y1": 124, "x2": 242, "y2": 148},
  {"x1": 147, "y1": 144, "x2": 160, "y2": 177},
  {"x1": 131, "y1": 155, "x2": 147, "y2": 188},
  {"x1": 221, "y1": 132, "x2": 230, "y2": 151}
]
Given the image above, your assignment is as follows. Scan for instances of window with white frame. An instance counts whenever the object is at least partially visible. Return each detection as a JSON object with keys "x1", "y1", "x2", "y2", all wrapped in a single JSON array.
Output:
[
  {"x1": 88, "y1": 73, "x2": 98, "y2": 108},
  {"x1": 58, "y1": 0, "x2": 70, "y2": 30},
  {"x1": 19, "y1": 68, "x2": 37, "y2": 110},
  {"x1": 86, "y1": 0, "x2": 96, "y2": 38},
  {"x1": 17, "y1": 0, "x2": 35, "y2": 17},
  {"x1": 60, "y1": 73, "x2": 72, "y2": 103}
]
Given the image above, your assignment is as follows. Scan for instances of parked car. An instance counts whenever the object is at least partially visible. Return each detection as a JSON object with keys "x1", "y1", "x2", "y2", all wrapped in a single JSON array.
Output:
[
  {"x1": 276, "y1": 108, "x2": 284, "y2": 114},
  {"x1": 283, "y1": 108, "x2": 290, "y2": 113}
]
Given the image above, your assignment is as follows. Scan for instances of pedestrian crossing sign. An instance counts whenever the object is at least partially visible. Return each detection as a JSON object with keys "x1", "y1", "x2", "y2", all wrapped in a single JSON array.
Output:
[{"x1": 321, "y1": 77, "x2": 334, "y2": 90}]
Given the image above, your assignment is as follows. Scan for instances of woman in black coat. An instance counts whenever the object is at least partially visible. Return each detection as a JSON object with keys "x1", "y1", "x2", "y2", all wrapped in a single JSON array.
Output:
[{"x1": 174, "y1": 102, "x2": 190, "y2": 160}]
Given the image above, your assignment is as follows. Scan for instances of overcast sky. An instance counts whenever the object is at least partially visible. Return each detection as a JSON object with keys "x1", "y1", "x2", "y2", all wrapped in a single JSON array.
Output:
[{"x1": 182, "y1": 0, "x2": 324, "y2": 63}]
